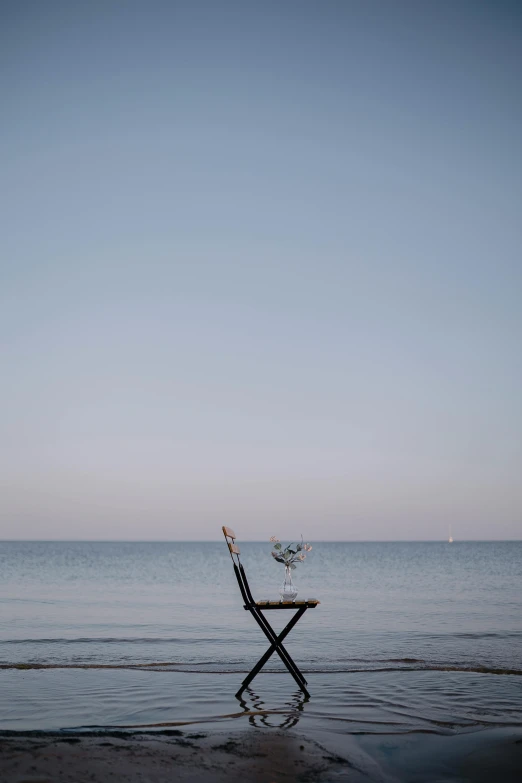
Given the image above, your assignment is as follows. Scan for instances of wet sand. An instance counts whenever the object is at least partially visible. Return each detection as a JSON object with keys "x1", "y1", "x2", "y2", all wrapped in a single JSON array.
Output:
[
  {"x1": 1, "y1": 726, "x2": 521, "y2": 783},
  {"x1": 0, "y1": 729, "x2": 363, "y2": 783}
]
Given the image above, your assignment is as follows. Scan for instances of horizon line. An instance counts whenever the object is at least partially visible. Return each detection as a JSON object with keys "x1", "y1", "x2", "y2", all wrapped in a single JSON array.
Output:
[{"x1": 1, "y1": 538, "x2": 521, "y2": 544}]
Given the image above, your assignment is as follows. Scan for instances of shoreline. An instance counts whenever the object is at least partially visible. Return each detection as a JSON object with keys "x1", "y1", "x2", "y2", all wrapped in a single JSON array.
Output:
[{"x1": 1, "y1": 725, "x2": 521, "y2": 782}]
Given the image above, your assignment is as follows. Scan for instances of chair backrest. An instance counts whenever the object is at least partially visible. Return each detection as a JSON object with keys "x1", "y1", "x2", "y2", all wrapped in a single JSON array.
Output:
[{"x1": 222, "y1": 526, "x2": 254, "y2": 607}]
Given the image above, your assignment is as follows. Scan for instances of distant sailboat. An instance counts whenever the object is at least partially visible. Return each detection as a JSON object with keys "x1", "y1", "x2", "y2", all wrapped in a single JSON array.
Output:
[{"x1": 448, "y1": 525, "x2": 453, "y2": 543}]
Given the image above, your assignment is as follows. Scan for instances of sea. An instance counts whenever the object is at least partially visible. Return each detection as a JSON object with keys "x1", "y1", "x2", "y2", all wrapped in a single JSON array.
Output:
[{"x1": 1, "y1": 540, "x2": 521, "y2": 738}]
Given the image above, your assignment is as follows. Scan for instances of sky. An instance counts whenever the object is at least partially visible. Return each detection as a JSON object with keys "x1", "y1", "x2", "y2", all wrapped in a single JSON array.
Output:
[{"x1": 1, "y1": 0, "x2": 521, "y2": 541}]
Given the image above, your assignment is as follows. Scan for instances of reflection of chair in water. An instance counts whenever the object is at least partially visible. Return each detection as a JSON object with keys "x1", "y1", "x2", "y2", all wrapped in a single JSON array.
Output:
[
  {"x1": 221, "y1": 526, "x2": 320, "y2": 698},
  {"x1": 236, "y1": 687, "x2": 307, "y2": 729}
]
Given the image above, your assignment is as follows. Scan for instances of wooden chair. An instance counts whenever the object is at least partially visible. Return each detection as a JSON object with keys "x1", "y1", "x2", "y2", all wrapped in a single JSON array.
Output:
[{"x1": 222, "y1": 526, "x2": 319, "y2": 698}]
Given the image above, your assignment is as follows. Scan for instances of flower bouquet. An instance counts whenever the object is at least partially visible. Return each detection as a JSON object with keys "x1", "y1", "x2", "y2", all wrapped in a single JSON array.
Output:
[{"x1": 269, "y1": 536, "x2": 312, "y2": 601}]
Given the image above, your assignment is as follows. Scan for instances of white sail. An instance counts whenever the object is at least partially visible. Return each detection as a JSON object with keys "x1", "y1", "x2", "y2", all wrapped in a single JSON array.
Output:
[{"x1": 448, "y1": 524, "x2": 453, "y2": 543}]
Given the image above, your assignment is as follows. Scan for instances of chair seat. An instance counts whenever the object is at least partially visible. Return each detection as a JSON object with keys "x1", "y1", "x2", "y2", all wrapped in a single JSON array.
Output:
[{"x1": 255, "y1": 599, "x2": 320, "y2": 609}]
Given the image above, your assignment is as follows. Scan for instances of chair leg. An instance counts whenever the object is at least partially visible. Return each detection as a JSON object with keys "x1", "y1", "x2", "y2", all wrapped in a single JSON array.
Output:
[
  {"x1": 248, "y1": 606, "x2": 308, "y2": 686},
  {"x1": 238, "y1": 608, "x2": 310, "y2": 697},
  {"x1": 247, "y1": 608, "x2": 307, "y2": 687}
]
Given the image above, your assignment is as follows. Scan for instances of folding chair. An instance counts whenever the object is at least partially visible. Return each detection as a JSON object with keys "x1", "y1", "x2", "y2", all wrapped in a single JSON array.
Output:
[{"x1": 222, "y1": 526, "x2": 320, "y2": 699}]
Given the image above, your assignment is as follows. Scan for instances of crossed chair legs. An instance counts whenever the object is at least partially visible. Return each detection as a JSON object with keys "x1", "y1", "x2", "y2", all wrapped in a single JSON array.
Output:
[{"x1": 236, "y1": 606, "x2": 310, "y2": 699}]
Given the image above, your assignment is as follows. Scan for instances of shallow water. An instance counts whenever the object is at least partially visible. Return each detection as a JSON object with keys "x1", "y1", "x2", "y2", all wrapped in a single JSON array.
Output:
[
  {"x1": 1, "y1": 540, "x2": 521, "y2": 731},
  {"x1": 2, "y1": 669, "x2": 521, "y2": 734}
]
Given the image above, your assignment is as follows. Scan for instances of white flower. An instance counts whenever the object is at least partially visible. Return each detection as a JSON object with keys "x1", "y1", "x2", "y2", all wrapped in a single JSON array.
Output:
[{"x1": 268, "y1": 537, "x2": 314, "y2": 569}]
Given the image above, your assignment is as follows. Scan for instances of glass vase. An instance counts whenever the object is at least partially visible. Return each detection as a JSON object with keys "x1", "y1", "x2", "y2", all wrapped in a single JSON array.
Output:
[{"x1": 280, "y1": 565, "x2": 298, "y2": 602}]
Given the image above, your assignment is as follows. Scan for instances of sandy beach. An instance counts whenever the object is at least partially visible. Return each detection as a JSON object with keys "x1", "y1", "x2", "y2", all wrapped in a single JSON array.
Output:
[{"x1": 1, "y1": 725, "x2": 521, "y2": 783}]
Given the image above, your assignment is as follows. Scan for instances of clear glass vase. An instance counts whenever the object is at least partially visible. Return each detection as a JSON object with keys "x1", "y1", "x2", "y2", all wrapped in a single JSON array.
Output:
[{"x1": 280, "y1": 565, "x2": 298, "y2": 601}]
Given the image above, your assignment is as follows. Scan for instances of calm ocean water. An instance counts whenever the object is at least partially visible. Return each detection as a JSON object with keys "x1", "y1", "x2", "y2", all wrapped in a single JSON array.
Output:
[{"x1": 1, "y1": 540, "x2": 521, "y2": 733}]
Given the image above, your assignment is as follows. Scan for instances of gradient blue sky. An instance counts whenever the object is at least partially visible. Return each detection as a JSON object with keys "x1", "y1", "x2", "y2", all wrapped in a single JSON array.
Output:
[{"x1": 1, "y1": 0, "x2": 521, "y2": 540}]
